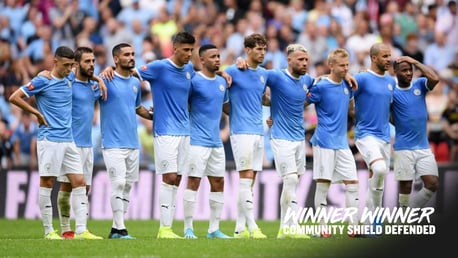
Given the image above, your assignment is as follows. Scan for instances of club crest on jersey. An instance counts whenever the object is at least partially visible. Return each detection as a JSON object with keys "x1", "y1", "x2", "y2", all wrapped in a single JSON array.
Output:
[
  {"x1": 219, "y1": 84, "x2": 225, "y2": 91},
  {"x1": 344, "y1": 88, "x2": 349, "y2": 95},
  {"x1": 414, "y1": 89, "x2": 421, "y2": 96},
  {"x1": 387, "y1": 83, "x2": 393, "y2": 91},
  {"x1": 133, "y1": 85, "x2": 138, "y2": 93},
  {"x1": 186, "y1": 72, "x2": 191, "y2": 80},
  {"x1": 260, "y1": 76, "x2": 265, "y2": 84},
  {"x1": 303, "y1": 84, "x2": 308, "y2": 91},
  {"x1": 26, "y1": 82, "x2": 34, "y2": 90}
]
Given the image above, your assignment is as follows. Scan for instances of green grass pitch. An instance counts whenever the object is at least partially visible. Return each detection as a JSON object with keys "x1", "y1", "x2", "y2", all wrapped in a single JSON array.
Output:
[{"x1": 0, "y1": 219, "x2": 435, "y2": 258}]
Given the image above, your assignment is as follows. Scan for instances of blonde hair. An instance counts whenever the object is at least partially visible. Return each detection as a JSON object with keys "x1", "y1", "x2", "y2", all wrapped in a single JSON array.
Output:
[
  {"x1": 328, "y1": 48, "x2": 349, "y2": 65},
  {"x1": 286, "y1": 44, "x2": 308, "y2": 56}
]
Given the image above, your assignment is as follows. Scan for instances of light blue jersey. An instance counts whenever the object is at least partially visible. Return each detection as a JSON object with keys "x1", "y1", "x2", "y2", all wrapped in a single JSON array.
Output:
[
  {"x1": 72, "y1": 79, "x2": 100, "y2": 147},
  {"x1": 353, "y1": 70, "x2": 395, "y2": 142},
  {"x1": 137, "y1": 59, "x2": 194, "y2": 136},
  {"x1": 99, "y1": 72, "x2": 141, "y2": 149},
  {"x1": 225, "y1": 64, "x2": 267, "y2": 135},
  {"x1": 391, "y1": 78, "x2": 430, "y2": 150},
  {"x1": 189, "y1": 72, "x2": 228, "y2": 147},
  {"x1": 307, "y1": 77, "x2": 353, "y2": 149},
  {"x1": 267, "y1": 69, "x2": 312, "y2": 141},
  {"x1": 21, "y1": 72, "x2": 75, "y2": 142}
]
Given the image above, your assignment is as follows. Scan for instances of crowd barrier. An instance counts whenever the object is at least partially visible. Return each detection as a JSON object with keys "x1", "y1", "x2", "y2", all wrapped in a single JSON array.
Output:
[{"x1": 1, "y1": 163, "x2": 457, "y2": 220}]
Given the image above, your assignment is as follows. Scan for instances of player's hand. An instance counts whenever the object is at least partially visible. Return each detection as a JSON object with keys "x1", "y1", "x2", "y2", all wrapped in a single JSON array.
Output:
[
  {"x1": 345, "y1": 74, "x2": 358, "y2": 91},
  {"x1": 98, "y1": 79, "x2": 108, "y2": 101},
  {"x1": 99, "y1": 66, "x2": 115, "y2": 81},
  {"x1": 35, "y1": 113, "x2": 48, "y2": 127},
  {"x1": 266, "y1": 116, "x2": 273, "y2": 128},
  {"x1": 37, "y1": 70, "x2": 52, "y2": 80},
  {"x1": 396, "y1": 56, "x2": 417, "y2": 65},
  {"x1": 219, "y1": 70, "x2": 232, "y2": 88},
  {"x1": 236, "y1": 57, "x2": 248, "y2": 70}
]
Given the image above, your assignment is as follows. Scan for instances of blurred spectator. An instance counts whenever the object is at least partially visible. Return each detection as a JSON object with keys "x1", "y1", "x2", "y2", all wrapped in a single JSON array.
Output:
[
  {"x1": 442, "y1": 86, "x2": 458, "y2": 162},
  {"x1": 401, "y1": 33, "x2": 424, "y2": 63},
  {"x1": 263, "y1": 37, "x2": 287, "y2": 70},
  {"x1": 345, "y1": 12, "x2": 378, "y2": 64},
  {"x1": 297, "y1": 21, "x2": 327, "y2": 66},
  {"x1": 424, "y1": 31, "x2": 455, "y2": 72},
  {"x1": 435, "y1": 0, "x2": 458, "y2": 46},
  {"x1": 11, "y1": 110, "x2": 37, "y2": 169},
  {"x1": 49, "y1": 0, "x2": 84, "y2": 50},
  {"x1": 0, "y1": 119, "x2": 13, "y2": 171},
  {"x1": 117, "y1": 0, "x2": 156, "y2": 30},
  {"x1": 426, "y1": 76, "x2": 450, "y2": 162},
  {"x1": 0, "y1": 0, "x2": 29, "y2": 42},
  {"x1": 150, "y1": 5, "x2": 178, "y2": 58}
]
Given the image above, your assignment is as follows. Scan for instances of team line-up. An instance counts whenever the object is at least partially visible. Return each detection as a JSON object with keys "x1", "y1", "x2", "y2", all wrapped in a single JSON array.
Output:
[{"x1": 8, "y1": 31, "x2": 440, "y2": 239}]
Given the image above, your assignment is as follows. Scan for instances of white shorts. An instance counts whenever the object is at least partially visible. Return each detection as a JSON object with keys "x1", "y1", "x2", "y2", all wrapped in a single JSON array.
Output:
[
  {"x1": 37, "y1": 139, "x2": 83, "y2": 177},
  {"x1": 184, "y1": 145, "x2": 225, "y2": 178},
  {"x1": 58, "y1": 147, "x2": 94, "y2": 185},
  {"x1": 270, "y1": 138, "x2": 306, "y2": 177},
  {"x1": 230, "y1": 134, "x2": 264, "y2": 172},
  {"x1": 355, "y1": 136, "x2": 391, "y2": 171},
  {"x1": 312, "y1": 145, "x2": 358, "y2": 183},
  {"x1": 393, "y1": 149, "x2": 439, "y2": 181},
  {"x1": 154, "y1": 135, "x2": 189, "y2": 175},
  {"x1": 102, "y1": 148, "x2": 139, "y2": 182}
]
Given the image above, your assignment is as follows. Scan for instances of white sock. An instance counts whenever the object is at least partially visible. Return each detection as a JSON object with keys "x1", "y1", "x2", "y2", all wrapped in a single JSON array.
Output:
[
  {"x1": 39, "y1": 187, "x2": 53, "y2": 235},
  {"x1": 209, "y1": 191, "x2": 224, "y2": 233},
  {"x1": 183, "y1": 189, "x2": 197, "y2": 230},
  {"x1": 410, "y1": 188, "x2": 434, "y2": 208},
  {"x1": 315, "y1": 182, "x2": 330, "y2": 226},
  {"x1": 159, "y1": 182, "x2": 174, "y2": 227},
  {"x1": 57, "y1": 191, "x2": 72, "y2": 232},
  {"x1": 280, "y1": 174, "x2": 299, "y2": 229},
  {"x1": 399, "y1": 193, "x2": 410, "y2": 209},
  {"x1": 170, "y1": 185, "x2": 178, "y2": 227},
  {"x1": 235, "y1": 178, "x2": 253, "y2": 232},
  {"x1": 369, "y1": 177, "x2": 384, "y2": 209},
  {"x1": 345, "y1": 183, "x2": 359, "y2": 225},
  {"x1": 110, "y1": 179, "x2": 125, "y2": 230},
  {"x1": 72, "y1": 186, "x2": 88, "y2": 234}
]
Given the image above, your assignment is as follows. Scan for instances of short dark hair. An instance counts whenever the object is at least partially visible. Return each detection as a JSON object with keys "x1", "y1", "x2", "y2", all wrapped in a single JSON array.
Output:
[
  {"x1": 172, "y1": 32, "x2": 196, "y2": 45},
  {"x1": 74, "y1": 46, "x2": 93, "y2": 62},
  {"x1": 112, "y1": 43, "x2": 132, "y2": 57},
  {"x1": 244, "y1": 33, "x2": 267, "y2": 49},
  {"x1": 55, "y1": 46, "x2": 74, "y2": 59},
  {"x1": 199, "y1": 44, "x2": 217, "y2": 57}
]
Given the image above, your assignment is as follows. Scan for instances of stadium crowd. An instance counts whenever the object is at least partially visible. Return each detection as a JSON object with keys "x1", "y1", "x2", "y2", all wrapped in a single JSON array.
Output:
[{"x1": 0, "y1": 0, "x2": 457, "y2": 172}]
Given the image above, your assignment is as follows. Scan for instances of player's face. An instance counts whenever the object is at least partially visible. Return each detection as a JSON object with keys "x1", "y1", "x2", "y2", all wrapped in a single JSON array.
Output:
[
  {"x1": 288, "y1": 50, "x2": 309, "y2": 76},
  {"x1": 174, "y1": 43, "x2": 194, "y2": 66},
  {"x1": 202, "y1": 48, "x2": 220, "y2": 73},
  {"x1": 247, "y1": 43, "x2": 266, "y2": 65},
  {"x1": 330, "y1": 56, "x2": 349, "y2": 80},
  {"x1": 374, "y1": 48, "x2": 392, "y2": 72},
  {"x1": 55, "y1": 56, "x2": 74, "y2": 78},
  {"x1": 395, "y1": 62, "x2": 413, "y2": 85},
  {"x1": 116, "y1": 46, "x2": 135, "y2": 70},
  {"x1": 78, "y1": 52, "x2": 95, "y2": 79}
]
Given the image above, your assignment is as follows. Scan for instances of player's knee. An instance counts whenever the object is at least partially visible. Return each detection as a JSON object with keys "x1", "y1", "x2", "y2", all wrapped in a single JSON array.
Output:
[
  {"x1": 424, "y1": 178, "x2": 439, "y2": 193},
  {"x1": 124, "y1": 181, "x2": 132, "y2": 194},
  {"x1": 111, "y1": 179, "x2": 126, "y2": 195},
  {"x1": 283, "y1": 173, "x2": 299, "y2": 185},
  {"x1": 371, "y1": 160, "x2": 388, "y2": 177}
]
